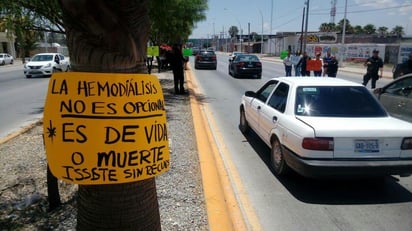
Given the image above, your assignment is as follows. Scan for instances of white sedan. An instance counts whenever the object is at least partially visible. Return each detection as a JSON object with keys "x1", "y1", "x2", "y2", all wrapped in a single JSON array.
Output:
[
  {"x1": 0, "y1": 53, "x2": 14, "y2": 65},
  {"x1": 24, "y1": 53, "x2": 70, "y2": 78},
  {"x1": 240, "y1": 77, "x2": 412, "y2": 178}
]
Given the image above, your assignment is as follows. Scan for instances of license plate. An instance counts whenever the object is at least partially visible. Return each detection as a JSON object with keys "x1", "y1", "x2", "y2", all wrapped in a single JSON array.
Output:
[
  {"x1": 354, "y1": 139, "x2": 379, "y2": 153},
  {"x1": 248, "y1": 64, "x2": 253, "y2": 67}
]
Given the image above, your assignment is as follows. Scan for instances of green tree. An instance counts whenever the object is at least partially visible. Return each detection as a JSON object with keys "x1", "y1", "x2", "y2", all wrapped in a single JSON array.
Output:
[
  {"x1": 149, "y1": 0, "x2": 207, "y2": 45},
  {"x1": 377, "y1": 26, "x2": 388, "y2": 36},
  {"x1": 336, "y1": 19, "x2": 353, "y2": 34},
  {"x1": 3, "y1": 0, "x2": 209, "y2": 230},
  {"x1": 0, "y1": 0, "x2": 64, "y2": 57},
  {"x1": 228, "y1": 25, "x2": 238, "y2": 38},
  {"x1": 352, "y1": 25, "x2": 364, "y2": 34},
  {"x1": 363, "y1": 24, "x2": 376, "y2": 34},
  {"x1": 1, "y1": 0, "x2": 208, "y2": 52},
  {"x1": 391, "y1": 25, "x2": 404, "y2": 37},
  {"x1": 319, "y1": 22, "x2": 337, "y2": 32}
]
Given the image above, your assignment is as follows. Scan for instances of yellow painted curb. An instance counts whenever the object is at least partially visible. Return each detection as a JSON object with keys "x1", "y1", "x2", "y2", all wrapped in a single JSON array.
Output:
[
  {"x1": 0, "y1": 119, "x2": 42, "y2": 145},
  {"x1": 186, "y1": 69, "x2": 249, "y2": 231}
]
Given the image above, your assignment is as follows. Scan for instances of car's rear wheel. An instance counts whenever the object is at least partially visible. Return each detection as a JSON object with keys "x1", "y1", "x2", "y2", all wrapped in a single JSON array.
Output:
[
  {"x1": 239, "y1": 107, "x2": 249, "y2": 134},
  {"x1": 26, "y1": 75, "x2": 31, "y2": 78},
  {"x1": 270, "y1": 137, "x2": 290, "y2": 176}
]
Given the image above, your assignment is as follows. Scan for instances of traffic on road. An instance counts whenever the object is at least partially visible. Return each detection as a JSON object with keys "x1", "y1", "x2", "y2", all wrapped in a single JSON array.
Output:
[
  {"x1": 1, "y1": 52, "x2": 412, "y2": 230},
  {"x1": 189, "y1": 52, "x2": 412, "y2": 230}
]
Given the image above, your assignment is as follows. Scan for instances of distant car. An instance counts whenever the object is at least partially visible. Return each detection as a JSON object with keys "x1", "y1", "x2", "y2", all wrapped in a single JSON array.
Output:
[
  {"x1": 0, "y1": 53, "x2": 14, "y2": 65},
  {"x1": 373, "y1": 73, "x2": 412, "y2": 123},
  {"x1": 194, "y1": 50, "x2": 217, "y2": 70},
  {"x1": 240, "y1": 77, "x2": 412, "y2": 178},
  {"x1": 24, "y1": 53, "x2": 70, "y2": 78},
  {"x1": 228, "y1": 52, "x2": 243, "y2": 62},
  {"x1": 192, "y1": 47, "x2": 200, "y2": 56},
  {"x1": 228, "y1": 54, "x2": 262, "y2": 78}
]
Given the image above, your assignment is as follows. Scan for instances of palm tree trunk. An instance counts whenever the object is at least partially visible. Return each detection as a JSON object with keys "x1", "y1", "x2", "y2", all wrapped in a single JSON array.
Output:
[{"x1": 58, "y1": 1, "x2": 161, "y2": 230}]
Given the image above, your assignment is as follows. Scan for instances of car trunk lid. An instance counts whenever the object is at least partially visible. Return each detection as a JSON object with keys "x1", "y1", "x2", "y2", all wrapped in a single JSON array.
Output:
[{"x1": 296, "y1": 116, "x2": 412, "y2": 158}]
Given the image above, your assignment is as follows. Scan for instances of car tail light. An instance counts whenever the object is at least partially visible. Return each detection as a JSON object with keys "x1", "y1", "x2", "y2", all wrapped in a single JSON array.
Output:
[
  {"x1": 302, "y1": 137, "x2": 334, "y2": 150},
  {"x1": 401, "y1": 137, "x2": 412, "y2": 150},
  {"x1": 256, "y1": 62, "x2": 262, "y2": 67},
  {"x1": 196, "y1": 55, "x2": 202, "y2": 61},
  {"x1": 212, "y1": 56, "x2": 217, "y2": 60},
  {"x1": 237, "y1": 62, "x2": 245, "y2": 67}
]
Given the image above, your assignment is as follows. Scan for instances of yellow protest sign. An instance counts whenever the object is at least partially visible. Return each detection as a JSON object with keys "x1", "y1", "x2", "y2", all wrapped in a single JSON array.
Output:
[
  {"x1": 147, "y1": 46, "x2": 159, "y2": 56},
  {"x1": 43, "y1": 72, "x2": 170, "y2": 185}
]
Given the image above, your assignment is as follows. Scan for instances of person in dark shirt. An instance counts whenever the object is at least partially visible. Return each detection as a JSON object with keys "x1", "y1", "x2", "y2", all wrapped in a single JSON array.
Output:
[
  {"x1": 326, "y1": 55, "x2": 339, "y2": 77},
  {"x1": 297, "y1": 52, "x2": 310, "y2": 76},
  {"x1": 169, "y1": 44, "x2": 186, "y2": 94},
  {"x1": 362, "y1": 49, "x2": 383, "y2": 89},
  {"x1": 322, "y1": 51, "x2": 332, "y2": 76}
]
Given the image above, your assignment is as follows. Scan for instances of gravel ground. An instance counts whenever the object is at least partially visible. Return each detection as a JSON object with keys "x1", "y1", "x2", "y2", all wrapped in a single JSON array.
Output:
[{"x1": 0, "y1": 71, "x2": 208, "y2": 230}]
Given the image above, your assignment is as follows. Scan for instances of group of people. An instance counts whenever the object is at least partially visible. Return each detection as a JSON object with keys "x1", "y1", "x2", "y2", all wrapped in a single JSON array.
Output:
[
  {"x1": 170, "y1": 44, "x2": 411, "y2": 93},
  {"x1": 282, "y1": 50, "x2": 339, "y2": 77}
]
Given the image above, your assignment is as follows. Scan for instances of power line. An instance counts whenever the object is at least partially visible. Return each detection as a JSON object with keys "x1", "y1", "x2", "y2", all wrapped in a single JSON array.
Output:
[{"x1": 310, "y1": 3, "x2": 412, "y2": 15}]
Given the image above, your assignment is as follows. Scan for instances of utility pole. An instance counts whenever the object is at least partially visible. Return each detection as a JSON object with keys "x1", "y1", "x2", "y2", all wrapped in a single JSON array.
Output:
[
  {"x1": 248, "y1": 22, "x2": 250, "y2": 53},
  {"x1": 341, "y1": 0, "x2": 348, "y2": 66},
  {"x1": 303, "y1": 0, "x2": 310, "y2": 53},
  {"x1": 269, "y1": 0, "x2": 273, "y2": 55},
  {"x1": 258, "y1": 9, "x2": 263, "y2": 54},
  {"x1": 300, "y1": 7, "x2": 305, "y2": 54}
]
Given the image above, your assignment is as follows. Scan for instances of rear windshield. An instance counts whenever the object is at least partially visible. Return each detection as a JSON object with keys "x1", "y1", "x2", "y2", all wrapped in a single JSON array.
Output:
[
  {"x1": 199, "y1": 51, "x2": 215, "y2": 56},
  {"x1": 295, "y1": 86, "x2": 387, "y2": 117},
  {"x1": 237, "y1": 55, "x2": 259, "y2": 62}
]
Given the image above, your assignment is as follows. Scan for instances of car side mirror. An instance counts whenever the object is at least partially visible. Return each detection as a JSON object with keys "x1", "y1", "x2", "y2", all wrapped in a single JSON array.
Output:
[{"x1": 245, "y1": 91, "x2": 257, "y2": 98}]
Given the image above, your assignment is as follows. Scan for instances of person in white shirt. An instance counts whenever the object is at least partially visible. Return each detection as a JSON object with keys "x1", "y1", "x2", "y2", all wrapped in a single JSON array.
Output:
[{"x1": 283, "y1": 52, "x2": 293, "y2": 76}]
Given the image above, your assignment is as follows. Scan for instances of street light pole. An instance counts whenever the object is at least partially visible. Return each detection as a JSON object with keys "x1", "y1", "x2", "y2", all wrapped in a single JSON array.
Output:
[{"x1": 258, "y1": 9, "x2": 263, "y2": 54}]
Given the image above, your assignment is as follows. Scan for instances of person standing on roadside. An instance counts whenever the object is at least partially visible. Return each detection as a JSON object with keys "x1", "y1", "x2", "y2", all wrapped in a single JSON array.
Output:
[
  {"x1": 297, "y1": 52, "x2": 310, "y2": 76},
  {"x1": 322, "y1": 50, "x2": 332, "y2": 76},
  {"x1": 170, "y1": 44, "x2": 186, "y2": 94},
  {"x1": 291, "y1": 52, "x2": 302, "y2": 76},
  {"x1": 313, "y1": 52, "x2": 323, "y2": 76},
  {"x1": 362, "y1": 49, "x2": 383, "y2": 89},
  {"x1": 326, "y1": 55, "x2": 339, "y2": 77},
  {"x1": 283, "y1": 52, "x2": 293, "y2": 76}
]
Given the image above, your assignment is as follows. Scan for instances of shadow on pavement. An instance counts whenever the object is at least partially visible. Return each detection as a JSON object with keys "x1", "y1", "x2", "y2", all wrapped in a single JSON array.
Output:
[{"x1": 240, "y1": 127, "x2": 412, "y2": 205}]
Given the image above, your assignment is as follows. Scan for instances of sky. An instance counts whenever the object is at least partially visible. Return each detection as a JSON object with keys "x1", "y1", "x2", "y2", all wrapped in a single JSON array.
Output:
[{"x1": 190, "y1": 0, "x2": 412, "y2": 38}]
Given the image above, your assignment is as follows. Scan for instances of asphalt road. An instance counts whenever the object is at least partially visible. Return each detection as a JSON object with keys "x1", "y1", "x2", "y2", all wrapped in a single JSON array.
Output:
[
  {"x1": 190, "y1": 53, "x2": 412, "y2": 231},
  {"x1": 1, "y1": 55, "x2": 411, "y2": 230},
  {"x1": 0, "y1": 63, "x2": 49, "y2": 140}
]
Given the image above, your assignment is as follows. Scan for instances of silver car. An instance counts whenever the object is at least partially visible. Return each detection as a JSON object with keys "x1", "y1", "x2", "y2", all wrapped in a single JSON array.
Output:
[
  {"x1": 374, "y1": 73, "x2": 412, "y2": 123},
  {"x1": 0, "y1": 53, "x2": 14, "y2": 65},
  {"x1": 24, "y1": 53, "x2": 70, "y2": 78}
]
